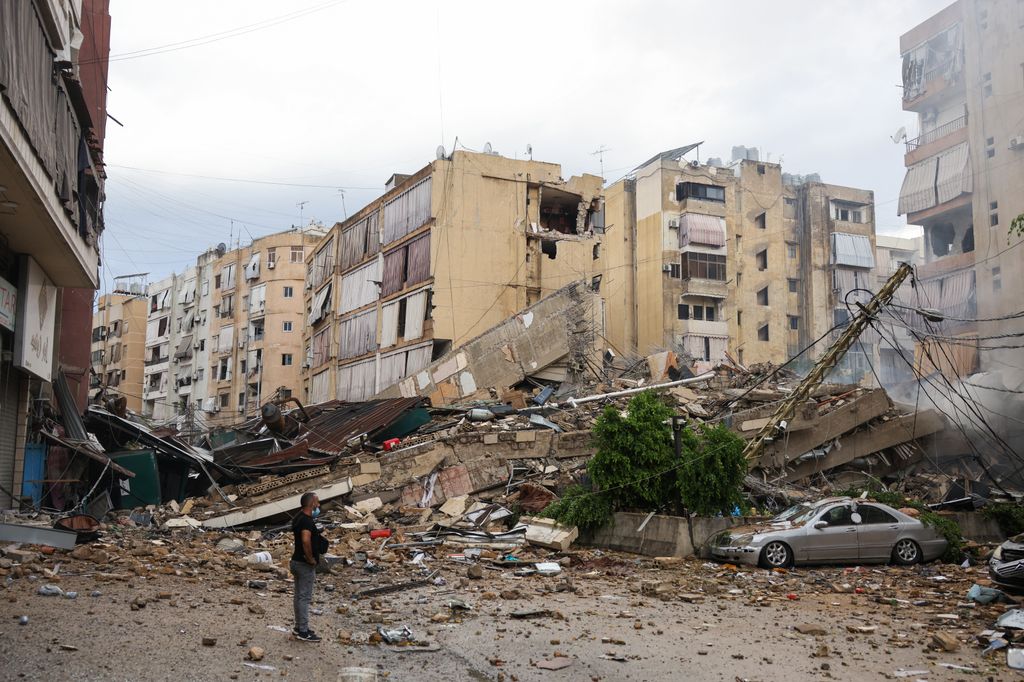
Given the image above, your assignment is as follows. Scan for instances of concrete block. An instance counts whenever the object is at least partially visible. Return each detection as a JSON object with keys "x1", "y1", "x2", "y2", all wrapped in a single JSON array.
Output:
[
  {"x1": 359, "y1": 461, "x2": 382, "y2": 475},
  {"x1": 514, "y1": 431, "x2": 537, "y2": 443},
  {"x1": 483, "y1": 434, "x2": 499, "y2": 445},
  {"x1": 521, "y1": 516, "x2": 578, "y2": 551},
  {"x1": 350, "y1": 473, "x2": 380, "y2": 487}
]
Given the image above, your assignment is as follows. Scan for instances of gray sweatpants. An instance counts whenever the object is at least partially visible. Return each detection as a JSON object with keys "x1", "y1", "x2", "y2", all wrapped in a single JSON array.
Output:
[{"x1": 290, "y1": 559, "x2": 316, "y2": 632}]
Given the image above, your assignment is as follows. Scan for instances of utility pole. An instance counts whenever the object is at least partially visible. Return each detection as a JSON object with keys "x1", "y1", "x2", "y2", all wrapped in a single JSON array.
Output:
[
  {"x1": 337, "y1": 189, "x2": 348, "y2": 220},
  {"x1": 742, "y1": 262, "x2": 913, "y2": 465},
  {"x1": 297, "y1": 201, "x2": 309, "y2": 230}
]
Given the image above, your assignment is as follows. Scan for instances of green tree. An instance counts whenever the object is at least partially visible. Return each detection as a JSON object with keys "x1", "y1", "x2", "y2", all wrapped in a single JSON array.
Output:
[
  {"x1": 588, "y1": 390, "x2": 677, "y2": 510},
  {"x1": 676, "y1": 423, "x2": 748, "y2": 516}
]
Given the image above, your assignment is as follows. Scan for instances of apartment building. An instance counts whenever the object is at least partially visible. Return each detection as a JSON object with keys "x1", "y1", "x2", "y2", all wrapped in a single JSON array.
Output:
[
  {"x1": 90, "y1": 277, "x2": 148, "y2": 413},
  {"x1": 142, "y1": 274, "x2": 178, "y2": 420},
  {"x1": 604, "y1": 146, "x2": 877, "y2": 375},
  {"x1": 897, "y1": 0, "x2": 1024, "y2": 378},
  {"x1": 874, "y1": 235, "x2": 926, "y2": 385},
  {"x1": 0, "y1": 0, "x2": 110, "y2": 506},
  {"x1": 302, "y1": 150, "x2": 604, "y2": 404},
  {"x1": 202, "y1": 228, "x2": 323, "y2": 424}
]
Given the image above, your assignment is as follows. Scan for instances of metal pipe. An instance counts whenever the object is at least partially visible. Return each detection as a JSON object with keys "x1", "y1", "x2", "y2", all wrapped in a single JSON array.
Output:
[{"x1": 564, "y1": 372, "x2": 715, "y2": 407}]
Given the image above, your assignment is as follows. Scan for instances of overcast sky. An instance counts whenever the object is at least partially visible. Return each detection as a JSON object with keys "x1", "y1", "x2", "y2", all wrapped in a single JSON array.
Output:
[{"x1": 100, "y1": 0, "x2": 950, "y2": 290}]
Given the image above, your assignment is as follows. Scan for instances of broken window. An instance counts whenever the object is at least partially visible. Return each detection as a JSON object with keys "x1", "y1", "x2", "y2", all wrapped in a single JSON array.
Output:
[
  {"x1": 681, "y1": 252, "x2": 726, "y2": 280},
  {"x1": 158, "y1": 316, "x2": 169, "y2": 336},
  {"x1": 676, "y1": 182, "x2": 726, "y2": 203},
  {"x1": 928, "y1": 223, "x2": 956, "y2": 257},
  {"x1": 757, "y1": 164, "x2": 766, "y2": 175},
  {"x1": 758, "y1": 324, "x2": 769, "y2": 341},
  {"x1": 539, "y1": 186, "x2": 583, "y2": 234},
  {"x1": 756, "y1": 249, "x2": 768, "y2": 271},
  {"x1": 757, "y1": 287, "x2": 769, "y2": 306},
  {"x1": 593, "y1": 243, "x2": 601, "y2": 260},
  {"x1": 541, "y1": 239, "x2": 558, "y2": 259},
  {"x1": 961, "y1": 227, "x2": 974, "y2": 253},
  {"x1": 755, "y1": 213, "x2": 766, "y2": 230}
]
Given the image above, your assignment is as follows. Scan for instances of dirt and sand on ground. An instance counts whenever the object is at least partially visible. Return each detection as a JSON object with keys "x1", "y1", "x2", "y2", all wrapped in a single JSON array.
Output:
[{"x1": 0, "y1": 527, "x2": 1019, "y2": 681}]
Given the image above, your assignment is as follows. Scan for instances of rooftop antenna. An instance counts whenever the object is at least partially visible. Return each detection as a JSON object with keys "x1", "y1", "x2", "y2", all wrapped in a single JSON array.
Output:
[
  {"x1": 592, "y1": 145, "x2": 610, "y2": 179},
  {"x1": 337, "y1": 189, "x2": 348, "y2": 220},
  {"x1": 526, "y1": 144, "x2": 533, "y2": 160},
  {"x1": 296, "y1": 200, "x2": 309, "y2": 230}
]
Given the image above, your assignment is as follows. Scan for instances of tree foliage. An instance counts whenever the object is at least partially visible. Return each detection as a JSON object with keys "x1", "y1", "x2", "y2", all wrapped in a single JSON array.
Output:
[
  {"x1": 676, "y1": 423, "x2": 748, "y2": 516},
  {"x1": 539, "y1": 484, "x2": 613, "y2": 532},
  {"x1": 1010, "y1": 212, "x2": 1024, "y2": 239},
  {"x1": 588, "y1": 390, "x2": 677, "y2": 509}
]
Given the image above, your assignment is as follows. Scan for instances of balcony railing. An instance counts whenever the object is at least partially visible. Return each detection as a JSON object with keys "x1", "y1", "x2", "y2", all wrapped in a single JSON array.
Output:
[
  {"x1": 144, "y1": 356, "x2": 169, "y2": 367},
  {"x1": 905, "y1": 114, "x2": 967, "y2": 152}
]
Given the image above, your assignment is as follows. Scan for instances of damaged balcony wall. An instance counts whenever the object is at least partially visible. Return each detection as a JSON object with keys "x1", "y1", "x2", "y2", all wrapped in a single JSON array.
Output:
[{"x1": 374, "y1": 280, "x2": 603, "y2": 406}]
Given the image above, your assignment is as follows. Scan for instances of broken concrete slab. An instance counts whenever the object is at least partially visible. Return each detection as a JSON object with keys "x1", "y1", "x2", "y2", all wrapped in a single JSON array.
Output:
[
  {"x1": 521, "y1": 516, "x2": 578, "y2": 551},
  {"x1": 203, "y1": 477, "x2": 353, "y2": 529},
  {"x1": 0, "y1": 523, "x2": 78, "y2": 550}
]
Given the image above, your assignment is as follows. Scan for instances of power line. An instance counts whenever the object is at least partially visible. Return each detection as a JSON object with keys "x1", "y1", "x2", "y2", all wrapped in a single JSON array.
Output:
[{"x1": 108, "y1": 164, "x2": 378, "y2": 190}]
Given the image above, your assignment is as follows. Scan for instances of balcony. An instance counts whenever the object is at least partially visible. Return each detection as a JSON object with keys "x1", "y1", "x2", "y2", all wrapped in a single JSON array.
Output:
[
  {"x1": 679, "y1": 278, "x2": 728, "y2": 299},
  {"x1": 905, "y1": 115, "x2": 968, "y2": 166},
  {"x1": 906, "y1": 115, "x2": 966, "y2": 153},
  {"x1": 677, "y1": 319, "x2": 728, "y2": 337},
  {"x1": 144, "y1": 356, "x2": 169, "y2": 367}
]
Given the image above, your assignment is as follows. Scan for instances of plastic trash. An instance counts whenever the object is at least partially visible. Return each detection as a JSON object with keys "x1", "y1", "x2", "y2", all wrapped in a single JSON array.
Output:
[
  {"x1": 64, "y1": 591, "x2": 78, "y2": 599},
  {"x1": 243, "y1": 663, "x2": 276, "y2": 672},
  {"x1": 90, "y1": 590, "x2": 102, "y2": 598},
  {"x1": 246, "y1": 551, "x2": 272, "y2": 564},
  {"x1": 377, "y1": 625, "x2": 413, "y2": 644},
  {"x1": 996, "y1": 609, "x2": 1024, "y2": 629},
  {"x1": 37, "y1": 584, "x2": 64, "y2": 597},
  {"x1": 339, "y1": 667, "x2": 379, "y2": 682},
  {"x1": 535, "y1": 562, "x2": 562, "y2": 576},
  {"x1": 1008, "y1": 648, "x2": 1024, "y2": 670},
  {"x1": 967, "y1": 583, "x2": 1010, "y2": 604},
  {"x1": 369, "y1": 529, "x2": 392, "y2": 539},
  {"x1": 18, "y1": 615, "x2": 28, "y2": 626}
]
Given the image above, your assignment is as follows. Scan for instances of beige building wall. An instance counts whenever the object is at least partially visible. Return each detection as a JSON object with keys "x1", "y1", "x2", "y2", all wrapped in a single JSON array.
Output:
[
  {"x1": 304, "y1": 151, "x2": 605, "y2": 404},
  {"x1": 203, "y1": 229, "x2": 322, "y2": 426},
  {"x1": 91, "y1": 293, "x2": 148, "y2": 414}
]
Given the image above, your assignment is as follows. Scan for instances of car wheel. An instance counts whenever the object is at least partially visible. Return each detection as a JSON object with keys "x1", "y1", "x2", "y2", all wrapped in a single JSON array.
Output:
[
  {"x1": 759, "y1": 541, "x2": 792, "y2": 569},
  {"x1": 892, "y1": 538, "x2": 921, "y2": 565}
]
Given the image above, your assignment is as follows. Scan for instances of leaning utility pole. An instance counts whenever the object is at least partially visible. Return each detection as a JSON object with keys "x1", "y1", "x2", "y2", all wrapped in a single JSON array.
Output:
[{"x1": 742, "y1": 262, "x2": 913, "y2": 465}]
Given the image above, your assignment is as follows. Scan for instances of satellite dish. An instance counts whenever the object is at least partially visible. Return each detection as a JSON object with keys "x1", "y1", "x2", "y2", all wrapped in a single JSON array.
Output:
[
  {"x1": 483, "y1": 142, "x2": 492, "y2": 154},
  {"x1": 435, "y1": 145, "x2": 446, "y2": 160},
  {"x1": 216, "y1": 242, "x2": 227, "y2": 257},
  {"x1": 891, "y1": 126, "x2": 907, "y2": 143}
]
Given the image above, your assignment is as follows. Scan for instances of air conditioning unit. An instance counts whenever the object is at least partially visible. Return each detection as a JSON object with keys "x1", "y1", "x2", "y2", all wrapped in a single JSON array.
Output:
[
  {"x1": 1010, "y1": 136, "x2": 1024, "y2": 150},
  {"x1": 668, "y1": 218, "x2": 679, "y2": 228},
  {"x1": 301, "y1": 362, "x2": 310, "y2": 369},
  {"x1": 212, "y1": 405, "x2": 220, "y2": 413},
  {"x1": 689, "y1": 160, "x2": 700, "y2": 168},
  {"x1": 661, "y1": 264, "x2": 672, "y2": 273},
  {"x1": 267, "y1": 261, "x2": 276, "y2": 270},
  {"x1": 238, "y1": 340, "x2": 245, "y2": 349},
  {"x1": 237, "y1": 406, "x2": 244, "y2": 412}
]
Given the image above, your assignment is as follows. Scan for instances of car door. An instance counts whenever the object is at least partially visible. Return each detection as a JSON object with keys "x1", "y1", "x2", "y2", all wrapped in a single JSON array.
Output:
[
  {"x1": 855, "y1": 504, "x2": 902, "y2": 562},
  {"x1": 804, "y1": 504, "x2": 859, "y2": 562}
]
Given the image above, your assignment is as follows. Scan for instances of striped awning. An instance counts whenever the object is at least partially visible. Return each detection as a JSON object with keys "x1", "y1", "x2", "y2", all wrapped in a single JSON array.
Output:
[
  {"x1": 936, "y1": 142, "x2": 972, "y2": 204},
  {"x1": 831, "y1": 233, "x2": 875, "y2": 268},
  {"x1": 679, "y1": 213, "x2": 726, "y2": 248},
  {"x1": 898, "y1": 156, "x2": 937, "y2": 215}
]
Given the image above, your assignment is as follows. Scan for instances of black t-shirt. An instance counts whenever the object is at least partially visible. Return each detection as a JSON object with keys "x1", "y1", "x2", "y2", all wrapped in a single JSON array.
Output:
[{"x1": 292, "y1": 513, "x2": 323, "y2": 563}]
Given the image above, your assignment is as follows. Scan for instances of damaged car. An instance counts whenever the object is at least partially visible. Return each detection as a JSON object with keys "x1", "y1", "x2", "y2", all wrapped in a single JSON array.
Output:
[
  {"x1": 709, "y1": 498, "x2": 948, "y2": 569},
  {"x1": 989, "y1": 534, "x2": 1024, "y2": 592}
]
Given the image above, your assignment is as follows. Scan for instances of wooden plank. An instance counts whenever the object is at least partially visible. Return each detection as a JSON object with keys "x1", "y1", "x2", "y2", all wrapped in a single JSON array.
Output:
[
  {"x1": 782, "y1": 410, "x2": 945, "y2": 482},
  {"x1": 756, "y1": 389, "x2": 892, "y2": 469},
  {"x1": 202, "y1": 477, "x2": 352, "y2": 529}
]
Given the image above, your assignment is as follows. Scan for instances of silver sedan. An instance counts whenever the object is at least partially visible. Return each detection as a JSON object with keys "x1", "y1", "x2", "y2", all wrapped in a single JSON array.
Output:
[{"x1": 709, "y1": 498, "x2": 948, "y2": 569}]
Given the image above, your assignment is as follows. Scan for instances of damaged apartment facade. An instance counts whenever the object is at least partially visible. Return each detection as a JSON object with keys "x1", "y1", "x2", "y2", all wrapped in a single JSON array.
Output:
[
  {"x1": 90, "y1": 275, "x2": 149, "y2": 414},
  {"x1": 604, "y1": 145, "x2": 878, "y2": 375},
  {"x1": 897, "y1": 0, "x2": 1024, "y2": 380},
  {"x1": 302, "y1": 150, "x2": 605, "y2": 404},
  {"x1": 0, "y1": 0, "x2": 111, "y2": 506}
]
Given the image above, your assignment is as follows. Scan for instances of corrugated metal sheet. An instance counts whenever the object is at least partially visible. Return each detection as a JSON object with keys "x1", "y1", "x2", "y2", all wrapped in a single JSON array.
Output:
[
  {"x1": 380, "y1": 300, "x2": 399, "y2": 348},
  {"x1": 831, "y1": 233, "x2": 875, "y2": 268},
  {"x1": 312, "y1": 327, "x2": 331, "y2": 367},
  {"x1": 404, "y1": 290, "x2": 428, "y2": 341},
  {"x1": 383, "y1": 178, "x2": 432, "y2": 244},
  {"x1": 406, "y1": 233, "x2": 431, "y2": 286},
  {"x1": 338, "y1": 308, "x2": 377, "y2": 359},
  {"x1": 898, "y1": 157, "x2": 938, "y2": 215},
  {"x1": 936, "y1": 142, "x2": 972, "y2": 204},
  {"x1": 679, "y1": 214, "x2": 726, "y2": 248},
  {"x1": 381, "y1": 247, "x2": 406, "y2": 298},
  {"x1": 340, "y1": 259, "x2": 381, "y2": 314},
  {"x1": 297, "y1": 397, "x2": 426, "y2": 456},
  {"x1": 337, "y1": 358, "x2": 376, "y2": 401}
]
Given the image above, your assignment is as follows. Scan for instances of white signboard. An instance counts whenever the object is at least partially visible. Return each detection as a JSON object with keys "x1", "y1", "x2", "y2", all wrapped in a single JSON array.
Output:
[
  {"x1": 0, "y1": 275, "x2": 16, "y2": 332},
  {"x1": 13, "y1": 256, "x2": 56, "y2": 381}
]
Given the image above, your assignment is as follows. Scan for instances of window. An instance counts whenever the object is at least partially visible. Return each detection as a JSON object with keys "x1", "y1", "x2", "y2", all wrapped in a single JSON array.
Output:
[
  {"x1": 834, "y1": 308, "x2": 851, "y2": 326},
  {"x1": 267, "y1": 248, "x2": 277, "y2": 267},
  {"x1": 282, "y1": 353, "x2": 293, "y2": 366},
  {"x1": 991, "y1": 212, "x2": 999, "y2": 227},
  {"x1": 983, "y1": 72, "x2": 992, "y2": 98},
  {"x1": 783, "y1": 197, "x2": 797, "y2": 219},
  {"x1": 737, "y1": 310, "x2": 742, "y2": 326},
  {"x1": 677, "y1": 304, "x2": 689, "y2": 320},
  {"x1": 676, "y1": 182, "x2": 725, "y2": 203},
  {"x1": 757, "y1": 324, "x2": 769, "y2": 341},
  {"x1": 857, "y1": 505, "x2": 897, "y2": 525},
  {"x1": 993, "y1": 267, "x2": 1002, "y2": 292},
  {"x1": 681, "y1": 252, "x2": 727, "y2": 281},
  {"x1": 756, "y1": 249, "x2": 768, "y2": 270},
  {"x1": 788, "y1": 315, "x2": 799, "y2": 330},
  {"x1": 821, "y1": 504, "x2": 853, "y2": 526},
  {"x1": 199, "y1": 339, "x2": 205, "y2": 352},
  {"x1": 756, "y1": 164, "x2": 766, "y2": 175},
  {"x1": 283, "y1": 321, "x2": 293, "y2": 332},
  {"x1": 283, "y1": 286, "x2": 294, "y2": 298},
  {"x1": 787, "y1": 244, "x2": 797, "y2": 259},
  {"x1": 736, "y1": 272, "x2": 742, "y2": 288},
  {"x1": 196, "y1": 368, "x2": 204, "y2": 382},
  {"x1": 693, "y1": 305, "x2": 704, "y2": 321},
  {"x1": 990, "y1": 201, "x2": 998, "y2": 211},
  {"x1": 757, "y1": 287, "x2": 769, "y2": 306},
  {"x1": 705, "y1": 306, "x2": 716, "y2": 322},
  {"x1": 755, "y1": 213, "x2": 766, "y2": 230},
  {"x1": 669, "y1": 263, "x2": 681, "y2": 278},
  {"x1": 788, "y1": 278, "x2": 798, "y2": 293},
  {"x1": 219, "y1": 393, "x2": 230, "y2": 408},
  {"x1": 291, "y1": 246, "x2": 304, "y2": 263}
]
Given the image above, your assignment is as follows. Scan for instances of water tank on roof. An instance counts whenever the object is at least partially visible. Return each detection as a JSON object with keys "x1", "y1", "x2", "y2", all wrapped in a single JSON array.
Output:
[
  {"x1": 731, "y1": 145, "x2": 760, "y2": 162},
  {"x1": 707, "y1": 157, "x2": 724, "y2": 168}
]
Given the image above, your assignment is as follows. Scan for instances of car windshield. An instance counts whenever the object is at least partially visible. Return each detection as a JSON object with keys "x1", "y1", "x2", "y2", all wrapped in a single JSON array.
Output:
[
  {"x1": 788, "y1": 503, "x2": 829, "y2": 526},
  {"x1": 771, "y1": 504, "x2": 806, "y2": 523}
]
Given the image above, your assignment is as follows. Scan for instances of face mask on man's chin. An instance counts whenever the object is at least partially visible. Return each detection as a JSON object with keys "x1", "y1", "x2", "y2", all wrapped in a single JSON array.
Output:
[{"x1": 312, "y1": 507, "x2": 321, "y2": 518}]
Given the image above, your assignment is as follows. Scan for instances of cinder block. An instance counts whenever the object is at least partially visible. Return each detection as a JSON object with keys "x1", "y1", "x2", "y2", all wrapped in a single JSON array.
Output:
[
  {"x1": 515, "y1": 431, "x2": 537, "y2": 443},
  {"x1": 359, "y1": 461, "x2": 382, "y2": 475}
]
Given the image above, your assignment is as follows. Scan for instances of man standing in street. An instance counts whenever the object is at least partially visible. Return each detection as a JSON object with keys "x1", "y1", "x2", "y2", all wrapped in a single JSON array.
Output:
[{"x1": 291, "y1": 492, "x2": 324, "y2": 642}]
